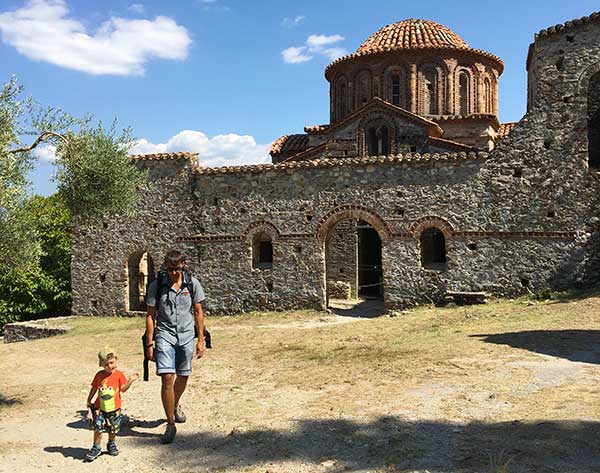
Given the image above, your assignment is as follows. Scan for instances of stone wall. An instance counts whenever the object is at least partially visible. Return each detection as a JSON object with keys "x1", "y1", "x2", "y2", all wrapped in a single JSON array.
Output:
[
  {"x1": 71, "y1": 14, "x2": 600, "y2": 316},
  {"x1": 326, "y1": 220, "x2": 358, "y2": 298}
]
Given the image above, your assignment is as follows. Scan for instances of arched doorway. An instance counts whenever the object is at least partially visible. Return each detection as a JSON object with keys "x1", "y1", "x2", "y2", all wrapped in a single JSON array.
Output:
[
  {"x1": 318, "y1": 205, "x2": 389, "y2": 316},
  {"x1": 127, "y1": 251, "x2": 155, "y2": 311}
]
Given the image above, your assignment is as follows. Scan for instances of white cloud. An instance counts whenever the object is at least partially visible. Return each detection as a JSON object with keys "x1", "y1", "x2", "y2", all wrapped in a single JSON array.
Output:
[
  {"x1": 32, "y1": 143, "x2": 57, "y2": 162},
  {"x1": 282, "y1": 46, "x2": 312, "y2": 64},
  {"x1": 0, "y1": 0, "x2": 191, "y2": 76},
  {"x1": 306, "y1": 34, "x2": 344, "y2": 50},
  {"x1": 130, "y1": 130, "x2": 270, "y2": 168},
  {"x1": 128, "y1": 3, "x2": 145, "y2": 14},
  {"x1": 282, "y1": 33, "x2": 346, "y2": 64},
  {"x1": 281, "y1": 15, "x2": 305, "y2": 28}
]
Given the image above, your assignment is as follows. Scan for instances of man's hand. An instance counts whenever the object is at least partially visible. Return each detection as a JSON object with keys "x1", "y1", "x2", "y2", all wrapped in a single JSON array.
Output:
[
  {"x1": 146, "y1": 345, "x2": 154, "y2": 361},
  {"x1": 196, "y1": 341, "x2": 204, "y2": 359}
]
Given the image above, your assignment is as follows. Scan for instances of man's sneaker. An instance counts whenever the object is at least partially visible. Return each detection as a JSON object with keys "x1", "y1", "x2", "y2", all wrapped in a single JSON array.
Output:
[
  {"x1": 174, "y1": 404, "x2": 186, "y2": 423},
  {"x1": 84, "y1": 444, "x2": 102, "y2": 462},
  {"x1": 107, "y1": 441, "x2": 119, "y2": 456},
  {"x1": 161, "y1": 423, "x2": 177, "y2": 444}
]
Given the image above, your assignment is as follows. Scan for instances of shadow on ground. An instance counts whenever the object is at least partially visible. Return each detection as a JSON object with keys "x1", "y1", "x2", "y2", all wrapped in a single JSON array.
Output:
[
  {"x1": 0, "y1": 393, "x2": 22, "y2": 407},
  {"x1": 471, "y1": 330, "x2": 600, "y2": 364},
  {"x1": 44, "y1": 446, "x2": 89, "y2": 461},
  {"x1": 133, "y1": 417, "x2": 600, "y2": 472},
  {"x1": 66, "y1": 410, "x2": 163, "y2": 438},
  {"x1": 328, "y1": 298, "x2": 385, "y2": 318}
]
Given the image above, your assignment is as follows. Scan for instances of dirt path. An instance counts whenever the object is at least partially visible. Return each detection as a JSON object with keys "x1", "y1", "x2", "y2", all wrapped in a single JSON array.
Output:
[{"x1": 1, "y1": 302, "x2": 600, "y2": 472}]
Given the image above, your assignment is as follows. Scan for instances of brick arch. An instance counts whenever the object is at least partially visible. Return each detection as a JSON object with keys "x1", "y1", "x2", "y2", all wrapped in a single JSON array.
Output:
[
  {"x1": 316, "y1": 205, "x2": 391, "y2": 242},
  {"x1": 409, "y1": 216, "x2": 454, "y2": 239},
  {"x1": 577, "y1": 62, "x2": 600, "y2": 98},
  {"x1": 243, "y1": 220, "x2": 280, "y2": 241}
]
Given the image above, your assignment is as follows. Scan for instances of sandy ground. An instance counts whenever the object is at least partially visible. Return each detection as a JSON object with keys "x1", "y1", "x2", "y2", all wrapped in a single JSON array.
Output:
[{"x1": 1, "y1": 299, "x2": 600, "y2": 473}]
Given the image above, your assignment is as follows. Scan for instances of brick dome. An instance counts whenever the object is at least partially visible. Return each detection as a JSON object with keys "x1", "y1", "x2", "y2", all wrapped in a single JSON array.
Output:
[{"x1": 356, "y1": 19, "x2": 469, "y2": 54}]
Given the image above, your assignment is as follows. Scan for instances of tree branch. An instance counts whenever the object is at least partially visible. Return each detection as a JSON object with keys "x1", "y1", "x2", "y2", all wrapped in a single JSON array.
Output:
[{"x1": 8, "y1": 131, "x2": 68, "y2": 154}]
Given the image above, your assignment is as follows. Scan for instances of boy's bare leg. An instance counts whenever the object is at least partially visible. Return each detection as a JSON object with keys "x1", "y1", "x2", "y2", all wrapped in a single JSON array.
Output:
[
  {"x1": 161, "y1": 373, "x2": 176, "y2": 424},
  {"x1": 93, "y1": 431, "x2": 102, "y2": 445},
  {"x1": 174, "y1": 375, "x2": 188, "y2": 407},
  {"x1": 108, "y1": 433, "x2": 116, "y2": 442}
]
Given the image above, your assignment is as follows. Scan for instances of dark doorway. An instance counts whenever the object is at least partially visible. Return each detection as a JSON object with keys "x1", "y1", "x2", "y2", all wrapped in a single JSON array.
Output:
[
  {"x1": 358, "y1": 220, "x2": 383, "y2": 297},
  {"x1": 588, "y1": 71, "x2": 600, "y2": 169},
  {"x1": 127, "y1": 251, "x2": 154, "y2": 311}
]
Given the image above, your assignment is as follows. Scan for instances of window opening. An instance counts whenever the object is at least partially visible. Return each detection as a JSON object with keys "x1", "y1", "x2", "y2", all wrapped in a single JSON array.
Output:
[
  {"x1": 392, "y1": 74, "x2": 401, "y2": 105},
  {"x1": 367, "y1": 125, "x2": 390, "y2": 156},
  {"x1": 458, "y1": 72, "x2": 470, "y2": 116},
  {"x1": 252, "y1": 232, "x2": 273, "y2": 269},
  {"x1": 420, "y1": 228, "x2": 447, "y2": 268}
]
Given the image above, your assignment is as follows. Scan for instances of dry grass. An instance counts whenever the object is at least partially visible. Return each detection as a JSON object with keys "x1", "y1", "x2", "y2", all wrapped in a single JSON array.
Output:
[{"x1": 1, "y1": 295, "x2": 600, "y2": 472}]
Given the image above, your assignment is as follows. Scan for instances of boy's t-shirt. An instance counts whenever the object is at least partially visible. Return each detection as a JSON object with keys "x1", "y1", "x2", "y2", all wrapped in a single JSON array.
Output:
[{"x1": 91, "y1": 369, "x2": 127, "y2": 412}]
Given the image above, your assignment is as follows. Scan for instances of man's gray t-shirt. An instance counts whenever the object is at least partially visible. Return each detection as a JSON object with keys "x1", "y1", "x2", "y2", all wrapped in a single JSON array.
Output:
[{"x1": 146, "y1": 274, "x2": 205, "y2": 346}]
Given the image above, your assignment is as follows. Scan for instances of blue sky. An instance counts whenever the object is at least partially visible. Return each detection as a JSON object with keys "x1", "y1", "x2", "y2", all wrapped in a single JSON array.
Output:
[{"x1": 1, "y1": 0, "x2": 598, "y2": 195}]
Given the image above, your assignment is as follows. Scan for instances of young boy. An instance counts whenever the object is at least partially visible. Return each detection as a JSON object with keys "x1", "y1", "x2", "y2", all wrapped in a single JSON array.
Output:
[{"x1": 85, "y1": 347, "x2": 139, "y2": 462}]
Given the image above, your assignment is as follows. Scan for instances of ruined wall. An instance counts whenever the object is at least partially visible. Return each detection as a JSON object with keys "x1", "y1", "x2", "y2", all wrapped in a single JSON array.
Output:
[{"x1": 71, "y1": 14, "x2": 600, "y2": 316}]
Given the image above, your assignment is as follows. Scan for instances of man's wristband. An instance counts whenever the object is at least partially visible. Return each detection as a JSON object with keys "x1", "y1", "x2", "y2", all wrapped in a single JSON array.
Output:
[{"x1": 146, "y1": 343, "x2": 154, "y2": 348}]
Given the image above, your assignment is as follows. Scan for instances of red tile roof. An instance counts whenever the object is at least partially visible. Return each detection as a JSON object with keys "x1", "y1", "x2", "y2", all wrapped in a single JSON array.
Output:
[
  {"x1": 326, "y1": 19, "x2": 503, "y2": 79},
  {"x1": 536, "y1": 11, "x2": 600, "y2": 38},
  {"x1": 130, "y1": 152, "x2": 198, "y2": 161},
  {"x1": 497, "y1": 122, "x2": 517, "y2": 140},
  {"x1": 432, "y1": 114, "x2": 500, "y2": 129},
  {"x1": 304, "y1": 124, "x2": 330, "y2": 133},
  {"x1": 269, "y1": 134, "x2": 309, "y2": 155},
  {"x1": 357, "y1": 19, "x2": 468, "y2": 53},
  {"x1": 194, "y1": 151, "x2": 488, "y2": 175}
]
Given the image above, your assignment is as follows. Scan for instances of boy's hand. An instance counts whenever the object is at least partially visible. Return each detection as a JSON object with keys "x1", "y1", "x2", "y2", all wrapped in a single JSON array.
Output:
[{"x1": 130, "y1": 372, "x2": 140, "y2": 382}]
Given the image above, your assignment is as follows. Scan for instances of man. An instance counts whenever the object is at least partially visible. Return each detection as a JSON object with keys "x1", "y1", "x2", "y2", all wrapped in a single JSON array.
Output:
[{"x1": 145, "y1": 249, "x2": 205, "y2": 444}]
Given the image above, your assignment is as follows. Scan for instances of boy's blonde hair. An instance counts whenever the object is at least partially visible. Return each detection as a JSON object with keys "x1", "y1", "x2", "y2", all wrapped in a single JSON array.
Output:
[{"x1": 98, "y1": 347, "x2": 117, "y2": 366}]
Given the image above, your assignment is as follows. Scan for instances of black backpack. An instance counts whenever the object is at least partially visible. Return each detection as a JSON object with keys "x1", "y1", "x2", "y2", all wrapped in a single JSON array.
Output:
[{"x1": 142, "y1": 270, "x2": 212, "y2": 381}]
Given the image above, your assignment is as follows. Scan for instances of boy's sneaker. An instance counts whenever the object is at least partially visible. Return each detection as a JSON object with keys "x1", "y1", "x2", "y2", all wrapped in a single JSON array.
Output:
[
  {"x1": 84, "y1": 444, "x2": 102, "y2": 462},
  {"x1": 107, "y1": 441, "x2": 119, "y2": 456},
  {"x1": 161, "y1": 423, "x2": 177, "y2": 444},
  {"x1": 174, "y1": 404, "x2": 186, "y2": 423}
]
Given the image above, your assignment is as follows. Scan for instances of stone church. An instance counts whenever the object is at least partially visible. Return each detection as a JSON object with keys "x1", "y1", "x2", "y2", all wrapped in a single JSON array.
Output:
[{"x1": 72, "y1": 13, "x2": 600, "y2": 316}]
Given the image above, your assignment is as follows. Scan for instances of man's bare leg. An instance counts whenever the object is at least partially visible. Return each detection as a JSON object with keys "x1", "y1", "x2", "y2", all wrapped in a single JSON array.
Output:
[
  {"x1": 174, "y1": 375, "x2": 188, "y2": 408},
  {"x1": 161, "y1": 373, "x2": 175, "y2": 424}
]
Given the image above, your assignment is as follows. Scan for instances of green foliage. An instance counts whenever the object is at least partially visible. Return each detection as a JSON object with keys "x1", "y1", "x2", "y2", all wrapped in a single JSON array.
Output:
[
  {"x1": 55, "y1": 121, "x2": 147, "y2": 221},
  {"x1": 0, "y1": 76, "x2": 147, "y2": 329},
  {"x1": 27, "y1": 194, "x2": 72, "y2": 316},
  {"x1": 0, "y1": 195, "x2": 72, "y2": 331},
  {"x1": 0, "y1": 266, "x2": 51, "y2": 328},
  {"x1": 0, "y1": 78, "x2": 41, "y2": 271}
]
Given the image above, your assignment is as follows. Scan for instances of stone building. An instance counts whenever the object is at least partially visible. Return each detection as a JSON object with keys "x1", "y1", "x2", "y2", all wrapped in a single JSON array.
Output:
[{"x1": 72, "y1": 13, "x2": 600, "y2": 316}]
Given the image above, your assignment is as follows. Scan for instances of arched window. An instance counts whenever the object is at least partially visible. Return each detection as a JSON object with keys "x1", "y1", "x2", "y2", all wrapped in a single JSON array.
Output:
[
  {"x1": 367, "y1": 125, "x2": 390, "y2": 156},
  {"x1": 356, "y1": 71, "x2": 371, "y2": 107},
  {"x1": 420, "y1": 228, "x2": 446, "y2": 268},
  {"x1": 392, "y1": 74, "x2": 401, "y2": 106},
  {"x1": 336, "y1": 79, "x2": 348, "y2": 120},
  {"x1": 483, "y1": 77, "x2": 492, "y2": 113},
  {"x1": 588, "y1": 71, "x2": 600, "y2": 169},
  {"x1": 458, "y1": 71, "x2": 470, "y2": 116},
  {"x1": 420, "y1": 68, "x2": 438, "y2": 115},
  {"x1": 252, "y1": 232, "x2": 273, "y2": 269}
]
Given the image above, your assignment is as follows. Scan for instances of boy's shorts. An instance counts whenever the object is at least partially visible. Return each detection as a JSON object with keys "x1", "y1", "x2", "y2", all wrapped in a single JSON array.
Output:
[
  {"x1": 92, "y1": 409, "x2": 122, "y2": 433},
  {"x1": 155, "y1": 337, "x2": 194, "y2": 376}
]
